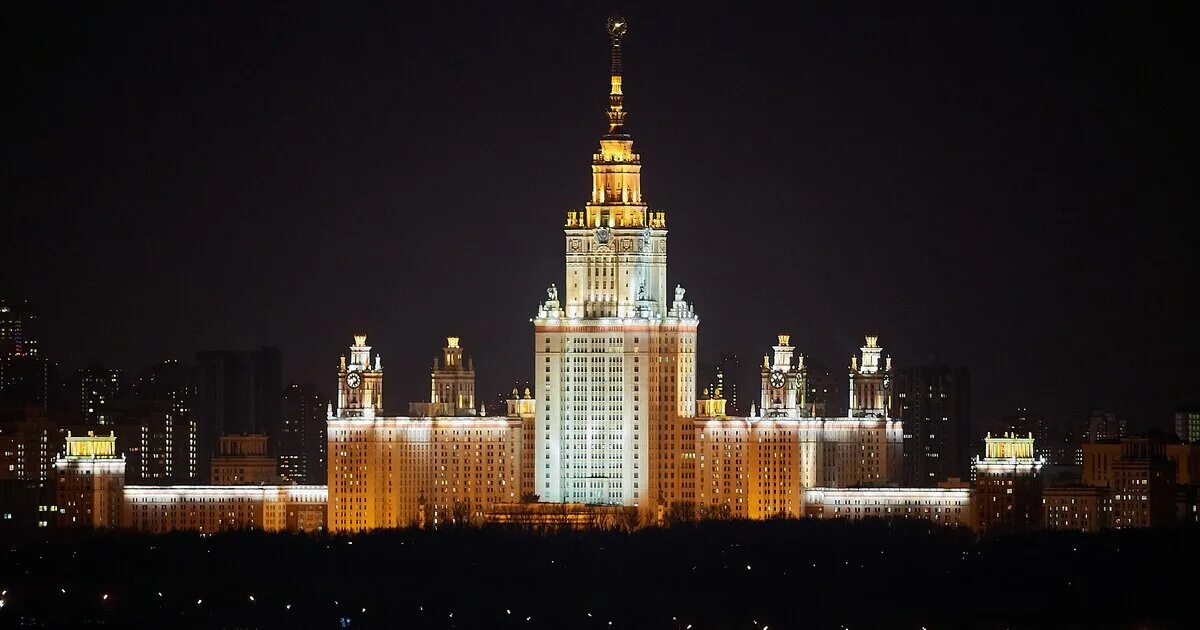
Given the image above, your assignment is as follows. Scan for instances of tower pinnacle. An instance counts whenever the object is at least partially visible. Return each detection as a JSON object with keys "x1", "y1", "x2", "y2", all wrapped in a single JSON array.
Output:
[{"x1": 605, "y1": 16, "x2": 629, "y2": 136}]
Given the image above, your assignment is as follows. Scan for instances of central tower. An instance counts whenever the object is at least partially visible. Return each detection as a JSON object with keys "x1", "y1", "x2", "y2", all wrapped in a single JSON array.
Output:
[{"x1": 534, "y1": 17, "x2": 698, "y2": 511}]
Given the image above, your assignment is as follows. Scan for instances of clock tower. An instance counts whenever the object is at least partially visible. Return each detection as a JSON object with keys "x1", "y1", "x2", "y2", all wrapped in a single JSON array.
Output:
[
  {"x1": 759, "y1": 334, "x2": 806, "y2": 417},
  {"x1": 337, "y1": 334, "x2": 383, "y2": 418}
]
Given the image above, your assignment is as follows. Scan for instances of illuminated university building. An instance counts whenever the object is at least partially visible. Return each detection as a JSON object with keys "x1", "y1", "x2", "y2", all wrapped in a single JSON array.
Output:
[
  {"x1": 693, "y1": 336, "x2": 903, "y2": 519},
  {"x1": 326, "y1": 336, "x2": 522, "y2": 531},
  {"x1": 324, "y1": 18, "x2": 905, "y2": 527},
  {"x1": 532, "y1": 16, "x2": 698, "y2": 512}
]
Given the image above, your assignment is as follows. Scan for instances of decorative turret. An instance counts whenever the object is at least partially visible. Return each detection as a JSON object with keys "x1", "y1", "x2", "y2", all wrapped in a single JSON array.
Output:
[
  {"x1": 697, "y1": 386, "x2": 728, "y2": 418},
  {"x1": 408, "y1": 336, "x2": 477, "y2": 417},
  {"x1": 760, "y1": 334, "x2": 806, "y2": 417},
  {"x1": 338, "y1": 334, "x2": 384, "y2": 418},
  {"x1": 848, "y1": 334, "x2": 892, "y2": 418}
]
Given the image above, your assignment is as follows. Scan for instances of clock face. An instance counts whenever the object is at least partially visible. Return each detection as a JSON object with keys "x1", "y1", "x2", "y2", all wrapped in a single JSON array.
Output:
[
  {"x1": 346, "y1": 371, "x2": 362, "y2": 389},
  {"x1": 769, "y1": 370, "x2": 786, "y2": 389},
  {"x1": 595, "y1": 227, "x2": 611, "y2": 244}
]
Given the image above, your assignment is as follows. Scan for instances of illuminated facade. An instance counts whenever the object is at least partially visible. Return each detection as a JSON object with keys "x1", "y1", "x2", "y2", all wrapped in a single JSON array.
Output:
[
  {"x1": 409, "y1": 337, "x2": 477, "y2": 417},
  {"x1": 1042, "y1": 484, "x2": 1112, "y2": 532},
  {"x1": 803, "y1": 487, "x2": 972, "y2": 528},
  {"x1": 327, "y1": 336, "x2": 522, "y2": 532},
  {"x1": 971, "y1": 433, "x2": 1045, "y2": 534},
  {"x1": 532, "y1": 17, "x2": 697, "y2": 512},
  {"x1": 693, "y1": 412, "x2": 902, "y2": 519},
  {"x1": 760, "y1": 335, "x2": 806, "y2": 417},
  {"x1": 54, "y1": 431, "x2": 125, "y2": 528},
  {"x1": 1176, "y1": 408, "x2": 1200, "y2": 444},
  {"x1": 848, "y1": 336, "x2": 892, "y2": 418},
  {"x1": 123, "y1": 484, "x2": 326, "y2": 533}
]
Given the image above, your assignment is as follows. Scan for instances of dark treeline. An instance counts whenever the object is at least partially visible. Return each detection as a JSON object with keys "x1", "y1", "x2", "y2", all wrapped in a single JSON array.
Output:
[{"x1": 1, "y1": 520, "x2": 1194, "y2": 628}]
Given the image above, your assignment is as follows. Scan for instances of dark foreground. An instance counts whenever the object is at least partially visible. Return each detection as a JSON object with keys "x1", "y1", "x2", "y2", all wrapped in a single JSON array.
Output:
[{"x1": 1, "y1": 520, "x2": 1195, "y2": 629}]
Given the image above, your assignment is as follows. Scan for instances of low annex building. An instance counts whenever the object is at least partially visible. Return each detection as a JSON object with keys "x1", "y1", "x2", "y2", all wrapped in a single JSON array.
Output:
[{"x1": 53, "y1": 431, "x2": 326, "y2": 533}]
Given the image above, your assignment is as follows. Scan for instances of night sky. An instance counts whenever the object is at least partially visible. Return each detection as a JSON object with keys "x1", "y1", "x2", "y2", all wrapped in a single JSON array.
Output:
[{"x1": 4, "y1": 2, "x2": 1193, "y2": 431}]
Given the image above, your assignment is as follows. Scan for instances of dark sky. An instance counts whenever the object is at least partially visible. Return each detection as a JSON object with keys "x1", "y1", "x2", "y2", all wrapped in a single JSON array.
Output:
[{"x1": 4, "y1": 2, "x2": 1194, "y2": 431}]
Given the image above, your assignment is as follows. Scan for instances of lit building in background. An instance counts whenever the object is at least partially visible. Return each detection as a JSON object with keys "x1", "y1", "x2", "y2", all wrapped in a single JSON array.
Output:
[
  {"x1": 408, "y1": 337, "x2": 478, "y2": 417},
  {"x1": 892, "y1": 366, "x2": 971, "y2": 486},
  {"x1": 210, "y1": 434, "x2": 278, "y2": 485},
  {"x1": 281, "y1": 382, "x2": 327, "y2": 484},
  {"x1": 804, "y1": 360, "x2": 846, "y2": 418},
  {"x1": 1109, "y1": 438, "x2": 1175, "y2": 528},
  {"x1": 128, "y1": 359, "x2": 198, "y2": 483},
  {"x1": 1176, "y1": 407, "x2": 1200, "y2": 444},
  {"x1": 715, "y1": 353, "x2": 741, "y2": 415},
  {"x1": 101, "y1": 400, "x2": 196, "y2": 484},
  {"x1": 62, "y1": 362, "x2": 124, "y2": 425},
  {"x1": 54, "y1": 431, "x2": 125, "y2": 528},
  {"x1": 532, "y1": 17, "x2": 698, "y2": 513},
  {"x1": 1, "y1": 299, "x2": 56, "y2": 409},
  {"x1": 1075, "y1": 410, "x2": 1127, "y2": 465},
  {"x1": 326, "y1": 335, "x2": 523, "y2": 532},
  {"x1": 1042, "y1": 484, "x2": 1112, "y2": 532},
  {"x1": 971, "y1": 432, "x2": 1045, "y2": 534}
]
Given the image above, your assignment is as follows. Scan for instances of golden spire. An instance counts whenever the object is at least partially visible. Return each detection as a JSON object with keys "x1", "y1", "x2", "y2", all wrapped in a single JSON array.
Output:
[{"x1": 604, "y1": 16, "x2": 629, "y2": 136}]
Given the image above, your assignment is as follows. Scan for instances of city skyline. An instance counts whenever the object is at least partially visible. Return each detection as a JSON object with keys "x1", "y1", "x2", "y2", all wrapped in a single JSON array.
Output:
[
  {"x1": 3, "y1": 7, "x2": 1196, "y2": 626},
  {"x1": 4, "y1": 3, "x2": 1191, "y2": 431}
]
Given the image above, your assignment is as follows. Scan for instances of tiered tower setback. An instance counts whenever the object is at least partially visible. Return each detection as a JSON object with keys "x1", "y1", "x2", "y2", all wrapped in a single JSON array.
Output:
[{"x1": 534, "y1": 17, "x2": 698, "y2": 512}]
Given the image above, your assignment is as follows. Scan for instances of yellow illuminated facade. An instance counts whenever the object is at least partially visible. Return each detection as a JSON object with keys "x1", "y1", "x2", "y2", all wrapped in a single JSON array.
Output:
[
  {"x1": 972, "y1": 432, "x2": 1046, "y2": 533},
  {"x1": 695, "y1": 417, "x2": 903, "y2": 519},
  {"x1": 55, "y1": 431, "x2": 125, "y2": 528},
  {"x1": 327, "y1": 336, "x2": 523, "y2": 532},
  {"x1": 408, "y1": 337, "x2": 478, "y2": 417},
  {"x1": 123, "y1": 485, "x2": 326, "y2": 533}
]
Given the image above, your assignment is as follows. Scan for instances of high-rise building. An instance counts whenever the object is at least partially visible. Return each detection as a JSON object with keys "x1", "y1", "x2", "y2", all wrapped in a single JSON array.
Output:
[
  {"x1": 972, "y1": 433, "x2": 1045, "y2": 534},
  {"x1": 990, "y1": 407, "x2": 1047, "y2": 459},
  {"x1": 126, "y1": 360, "x2": 198, "y2": 483},
  {"x1": 1075, "y1": 410, "x2": 1126, "y2": 465},
  {"x1": 702, "y1": 353, "x2": 745, "y2": 416},
  {"x1": 54, "y1": 431, "x2": 125, "y2": 528},
  {"x1": 281, "y1": 383, "x2": 326, "y2": 484},
  {"x1": 715, "y1": 353, "x2": 742, "y2": 415},
  {"x1": 805, "y1": 360, "x2": 846, "y2": 418},
  {"x1": 0, "y1": 299, "x2": 55, "y2": 409},
  {"x1": 1176, "y1": 407, "x2": 1200, "y2": 444},
  {"x1": 195, "y1": 347, "x2": 282, "y2": 480},
  {"x1": 532, "y1": 17, "x2": 698, "y2": 512},
  {"x1": 62, "y1": 363, "x2": 125, "y2": 425},
  {"x1": 408, "y1": 337, "x2": 477, "y2": 417},
  {"x1": 1110, "y1": 438, "x2": 1175, "y2": 528},
  {"x1": 893, "y1": 366, "x2": 971, "y2": 485}
]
